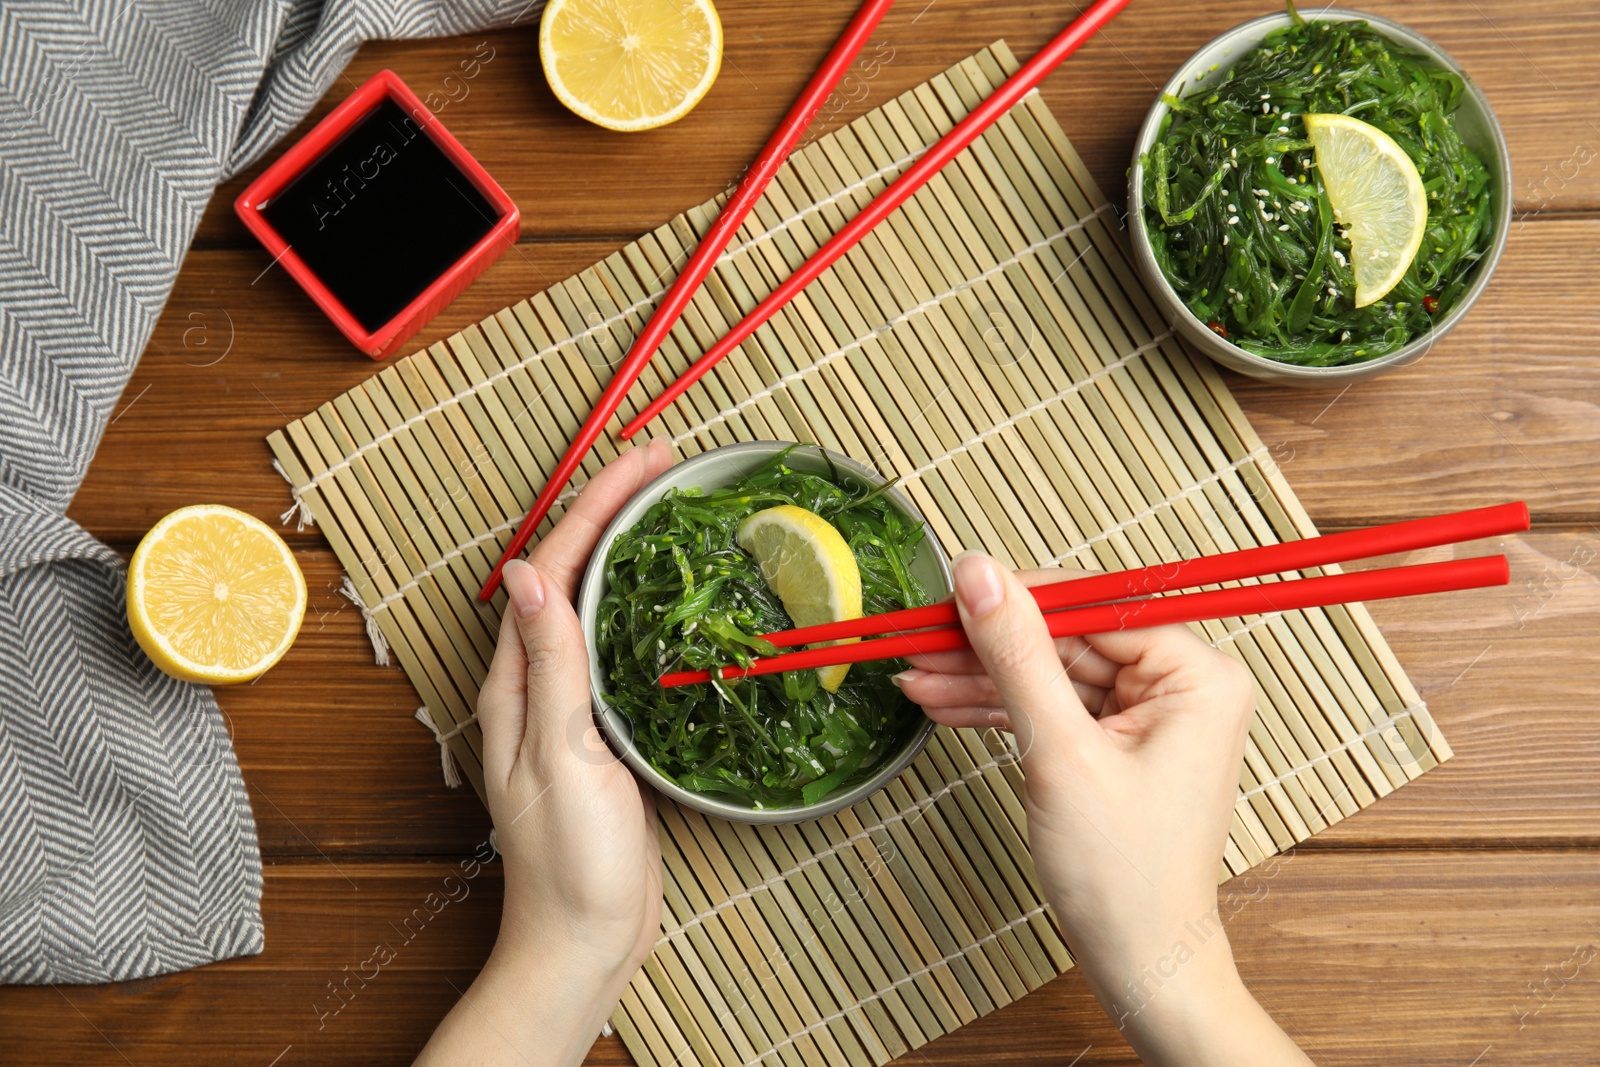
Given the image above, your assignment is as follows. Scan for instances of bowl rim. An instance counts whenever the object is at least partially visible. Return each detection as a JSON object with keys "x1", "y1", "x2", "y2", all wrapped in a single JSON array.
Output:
[
  {"x1": 576, "y1": 440, "x2": 952, "y2": 825},
  {"x1": 1126, "y1": 6, "x2": 1513, "y2": 383}
]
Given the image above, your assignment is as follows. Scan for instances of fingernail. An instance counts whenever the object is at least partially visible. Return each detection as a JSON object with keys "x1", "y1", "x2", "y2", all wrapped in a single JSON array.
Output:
[
  {"x1": 891, "y1": 669, "x2": 925, "y2": 689},
  {"x1": 503, "y1": 559, "x2": 545, "y2": 619},
  {"x1": 954, "y1": 553, "x2": 1005, "y2": 618}
]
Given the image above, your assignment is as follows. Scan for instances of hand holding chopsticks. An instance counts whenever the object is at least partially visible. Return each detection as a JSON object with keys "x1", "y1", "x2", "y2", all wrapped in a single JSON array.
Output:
[{"x1": 658, "y1": 502, "x2": 1527, "y2": 687}]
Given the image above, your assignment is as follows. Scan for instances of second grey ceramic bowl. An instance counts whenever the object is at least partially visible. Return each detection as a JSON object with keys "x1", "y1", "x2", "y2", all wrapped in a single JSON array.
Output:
[
  {"x1": 1127, "y1": 8, "x2": 1511, "y2": 385},
  {"x1": 576, "y1": 442, "x2": 952, "y2": 825}
]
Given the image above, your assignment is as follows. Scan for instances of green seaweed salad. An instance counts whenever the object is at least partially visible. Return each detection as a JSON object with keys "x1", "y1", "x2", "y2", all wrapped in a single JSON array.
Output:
[
  {"x1": 1140, "y1": 3, "x2": 1495, "y2": 365},
  {"x1": 595, "y1": 451, "x2": 930, "y2": 809}
]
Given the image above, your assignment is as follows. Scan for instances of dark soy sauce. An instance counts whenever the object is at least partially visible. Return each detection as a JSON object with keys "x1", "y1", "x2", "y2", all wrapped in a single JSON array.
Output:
[{"x1": 261, "y1": 98, "x2": 499, "y2": 333}]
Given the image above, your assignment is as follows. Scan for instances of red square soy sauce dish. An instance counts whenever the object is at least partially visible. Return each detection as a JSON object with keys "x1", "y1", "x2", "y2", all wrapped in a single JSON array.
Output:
[{"x1": 235, "y1": 69, "x2": 520, "y2": 359}]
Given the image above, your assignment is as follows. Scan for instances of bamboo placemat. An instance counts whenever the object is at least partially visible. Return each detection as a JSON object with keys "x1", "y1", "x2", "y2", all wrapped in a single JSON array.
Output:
[{"x1": 268, "y1": 42, "x2": 1450, "y2": 1065}]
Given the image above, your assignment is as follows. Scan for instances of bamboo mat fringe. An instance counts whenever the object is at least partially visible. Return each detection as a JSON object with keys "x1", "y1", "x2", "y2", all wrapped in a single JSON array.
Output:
[
  {"x1": 338, "y1": 575, "x2": 389, "y2": 665},
  {"x1": 270, "y1": 44, "x2": 1448, "y2": 1067},
  {"x1": 272, "y1": 457, "x2": 316, "y2": 531},
  {"x1": 414, "y1": 705, "x2": 475, "y2": 789}
]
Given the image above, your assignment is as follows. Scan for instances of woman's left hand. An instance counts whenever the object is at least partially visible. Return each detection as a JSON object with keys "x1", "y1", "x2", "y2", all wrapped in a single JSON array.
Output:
[{"x1": 417, "y1": 439, "x2": 674, "y2": 1067}]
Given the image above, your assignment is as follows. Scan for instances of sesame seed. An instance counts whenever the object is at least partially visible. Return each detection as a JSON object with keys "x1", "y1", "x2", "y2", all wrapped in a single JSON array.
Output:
[
  {"x1": 1266, "y1": 156, "x2": 1276, "y2": 164},
  {"x1": 1231, "y1": 147, "x2": 1238, "y2": 159},
  {"x1": 1277, "y1": 126, "x2": 1290, "y2": 133},
  {"x1": 1278, "y1": 224, "x2": 1290, "y2": 231},
  {"x1": 1262, "y1": 101, "x2": 1271, "y2": 113},
  {"x1": 1260, "y1": 93, "x2": 1271, "y2": 100},
  {"x1": 1228, "y1": 215, "x2": 1240, "y2": 225},
  {"x1": 1227, "y1": 203, "x2": 1238, "y2": 212},
  {"x1": 1222, "y1": 234, "x2": 1229, "y2": 245}
]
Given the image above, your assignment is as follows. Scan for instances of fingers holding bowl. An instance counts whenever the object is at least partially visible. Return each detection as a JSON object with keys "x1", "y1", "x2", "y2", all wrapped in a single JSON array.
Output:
[{"x1": 529, "y1": 438, "x2": 675, "y2": 601}]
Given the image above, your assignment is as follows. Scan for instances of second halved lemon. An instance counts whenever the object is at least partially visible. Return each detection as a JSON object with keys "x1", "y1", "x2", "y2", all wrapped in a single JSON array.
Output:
[
  {"x1": 1303, "y1": 113, "x2": 1429, "y2": 308},
  {"x1": 737, "y1": 505, "x2": 862, "y2": 693},
  {"x1": 539, "y1": 0, "x2": 722, "y2": 132}
]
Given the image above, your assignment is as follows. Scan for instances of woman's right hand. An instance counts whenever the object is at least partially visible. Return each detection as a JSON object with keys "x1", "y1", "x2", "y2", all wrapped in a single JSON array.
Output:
[{"x1": 895, "y1": 553, "x2": 1314, "y2": 1067}]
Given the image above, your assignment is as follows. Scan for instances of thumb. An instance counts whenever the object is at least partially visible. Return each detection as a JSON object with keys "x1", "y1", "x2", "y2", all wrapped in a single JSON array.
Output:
[
  {"x1": 952, "y1": 552, "x2": 1097, "y2": 761},
  {"x1": 500, "y1": 558, "x2": 602, "y2": 776}
]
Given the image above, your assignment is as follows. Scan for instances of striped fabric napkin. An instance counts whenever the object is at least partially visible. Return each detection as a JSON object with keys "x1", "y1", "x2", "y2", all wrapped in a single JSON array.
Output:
[{"x1": 0, "y1": 0, "x2": 534, "y2": 984}]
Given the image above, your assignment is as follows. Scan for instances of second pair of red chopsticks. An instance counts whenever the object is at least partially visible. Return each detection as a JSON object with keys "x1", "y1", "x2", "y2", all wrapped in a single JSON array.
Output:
[
  {"x1": 657, "y1": 502, "x2": 1528, "y2": 687},
  {"x1": 481, "y1": 0, "x2": 1133, "y2": 600}
]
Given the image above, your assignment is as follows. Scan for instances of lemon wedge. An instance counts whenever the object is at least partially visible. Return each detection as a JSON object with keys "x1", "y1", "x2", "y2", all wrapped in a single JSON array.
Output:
[
  {"x1": 1302, "y1": 113, "x2": 1428, "y2": 307},
  {"x1": 737, "y1": 505, "x2": 862, "y2": 693},
  {"x1": 128, "y1": 505, "x2": 306, "y2": 685},
  {"x1": 539, "y1": 0, "x2": 722, "y2": 133}
]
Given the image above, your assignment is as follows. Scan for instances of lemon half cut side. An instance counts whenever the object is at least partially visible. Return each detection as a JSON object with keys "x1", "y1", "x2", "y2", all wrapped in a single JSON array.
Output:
[
  {"x1": 539, "y1": 0, "x2": 723, "y2": 132},
  {"x1": 1303, "y1": 112, "x2": 1429, "y2": 308},
  {"x1": 128, "y1": 504, "x2": 307, "y2": 685},
  {"x1": 736, "y1": 505, "x2": 863, "y2": 693}
]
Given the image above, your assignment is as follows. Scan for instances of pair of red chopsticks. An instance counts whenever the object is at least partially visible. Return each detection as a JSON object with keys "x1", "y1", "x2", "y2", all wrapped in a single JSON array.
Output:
[
  {"x1": 480, "y1": 0, "x2": 1134, "y2": 600},
  {"x1": 656, "y1": 502, "x2": 1528, "y2": 688}
]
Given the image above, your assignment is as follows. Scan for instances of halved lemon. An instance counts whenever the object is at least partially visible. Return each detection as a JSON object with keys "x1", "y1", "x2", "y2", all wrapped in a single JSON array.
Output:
[
  {"x1": 128, "y1": 505, "x2": 306, "y2": 685},
  {"x1": 539, "y1": 0, "x2": 722, "y2": 132},
  {"x1": 1303, "y1": 113, "x2": 1429, "y2": 307},
  {"x1": 737, "y1": 505, "x2": 862, "y2": 693}
]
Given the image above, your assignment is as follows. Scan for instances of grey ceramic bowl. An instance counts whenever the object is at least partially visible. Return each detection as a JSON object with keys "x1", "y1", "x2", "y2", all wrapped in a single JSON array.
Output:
[
  {"x1": 1127, "y1": 8, "x2": 1511, "y2": 385},
  {"x1": 576, "y1": 442, "x2": 952, "y2": 825}
]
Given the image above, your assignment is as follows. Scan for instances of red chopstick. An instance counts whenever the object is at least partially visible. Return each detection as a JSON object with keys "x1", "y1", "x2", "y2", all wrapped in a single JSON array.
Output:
[
  {"x1": 618, "y1": 0, "x2": 1132, "y2": 441},
  {"x1": 658, "y1": 556, "x2": 1510, "y2": 687},
  {"x1": 479, "y1": 0, "x2": 897, "y2": 600},
  {"x1": 751, "y1": 502, "x2": 1529, "y2": 649}
]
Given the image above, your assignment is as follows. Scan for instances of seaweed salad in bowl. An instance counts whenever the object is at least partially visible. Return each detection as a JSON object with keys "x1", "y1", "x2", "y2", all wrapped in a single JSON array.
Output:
[
  {"x1": 1129, "y1": 2, "x2": 1509, "y2": 381},
  {"x1": 578, "y1": 443, "x2": 950, "y2": 823}
]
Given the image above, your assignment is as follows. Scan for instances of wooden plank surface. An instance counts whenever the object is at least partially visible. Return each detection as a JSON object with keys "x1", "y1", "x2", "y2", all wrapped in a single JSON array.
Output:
[
  {"x1": 3, "y1": 852, "x2": 1596, "y2": 1066},
  {"x1": 6, "y1": 0, "x2": 1598, "y2": 1065}
]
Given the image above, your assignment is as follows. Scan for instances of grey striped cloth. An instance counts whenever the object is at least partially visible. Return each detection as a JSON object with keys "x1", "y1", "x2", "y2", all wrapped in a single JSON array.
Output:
[{"x1": 0, "y1": 0, "x2": 536, "y2": 984}]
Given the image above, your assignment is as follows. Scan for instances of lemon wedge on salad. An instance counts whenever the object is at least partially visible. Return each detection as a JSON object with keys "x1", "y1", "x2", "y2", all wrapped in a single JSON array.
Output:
[
  {"x1": 128, "y1": 505, "x2": 306, "y2": 684},
  {"x1": 1302, "y1": 112, "x2": 1428, "y2": 308},
  {"x1": 737, "y1": 505, "x2": 862, "y2": 693},
  {"x1": 539, "y1": 0, "x2": 722, "y2": 132}
]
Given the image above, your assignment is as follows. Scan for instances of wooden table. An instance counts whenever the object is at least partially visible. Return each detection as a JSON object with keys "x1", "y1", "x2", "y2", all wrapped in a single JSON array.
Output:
[{"x1": 4, "y1": 1, "x2": 1596, "y2": 1063}]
